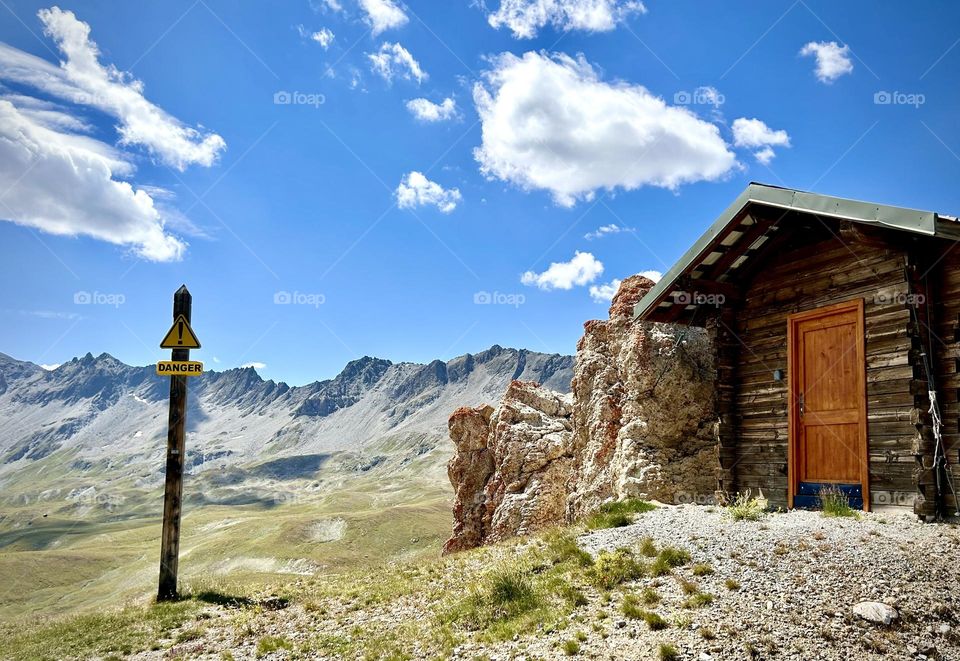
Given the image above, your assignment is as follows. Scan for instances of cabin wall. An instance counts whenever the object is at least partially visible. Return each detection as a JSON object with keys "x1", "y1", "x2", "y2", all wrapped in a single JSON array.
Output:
[
  {"x1": 932, "y1": 247, "x2": 960, "y2": 515},
  {"x1": 717, "y1": 233, "x2": 919, "y2": 510}
]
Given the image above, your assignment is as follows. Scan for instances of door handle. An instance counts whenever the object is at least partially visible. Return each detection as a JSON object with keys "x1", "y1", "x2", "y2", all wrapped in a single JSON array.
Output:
[{"x1": 799, "y1": 393, "x2": 805, "y2": 417}]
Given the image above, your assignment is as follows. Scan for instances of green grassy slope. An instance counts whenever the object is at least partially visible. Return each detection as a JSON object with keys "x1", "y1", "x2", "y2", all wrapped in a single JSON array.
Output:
[{"x1": 0, "y1": 434, "x2": 453, "y2": 623}]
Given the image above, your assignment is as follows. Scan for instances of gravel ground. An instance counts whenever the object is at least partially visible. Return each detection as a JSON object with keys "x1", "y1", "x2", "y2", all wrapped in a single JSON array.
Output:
[
  {"x1": 566, "y1": 505, "x2": 960, "y2": 660},
  {"x1": 132, "y1": 505, "x2": 960, "y2": 661}
]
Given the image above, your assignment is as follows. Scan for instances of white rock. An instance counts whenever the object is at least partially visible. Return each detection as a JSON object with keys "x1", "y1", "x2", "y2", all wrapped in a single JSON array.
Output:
[{"x1": 852, "y1": 601, "x2": 900, "y2": 625}]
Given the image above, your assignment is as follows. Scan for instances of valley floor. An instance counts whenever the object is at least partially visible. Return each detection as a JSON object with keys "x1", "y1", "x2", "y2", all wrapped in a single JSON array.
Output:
[{"x1": 3, "y1": 504, "x2": 959, "y2": 660}]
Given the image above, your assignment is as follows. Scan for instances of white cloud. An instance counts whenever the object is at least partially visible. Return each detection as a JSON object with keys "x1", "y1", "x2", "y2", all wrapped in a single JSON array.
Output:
[
  {"x1": 589, "y1": 270, "x2": 660, "y2": 302},
  {"x1": 753, "y1": 146, "x2": 776, "y2": 165},
  {"x1": 396, "y1": 171, "x2": 462, "y2": 213},
  {"x1": 368, "y1": 42, "x2": 426, "y2": 84},
  {"x1": 1, "y1": 7, "x2": 227, "y2": 170},
  {"x1": 521, "y1": 251, "x2": 604, "y2": 290},
  {"x1": 584, "y1": 223, "x2": 633, "y2": 240},
  {"x1": 40, "y1": 363, "x2": 61, "y2": 371},
  {"x1": 405, "y1": 97, "x2": 457, "y2": 122},
  {"x1": 473, "y1": 52, "x2": 736, "y2": 207},
  {"x1": 0, "y1": 7, "x2": 224, "y2": 261},
  {"x1": 638, "y1": 269, "x2": 661, "y2": 282},
  {"x1": 799, "y1": 41, "x2": 853, "y2": 84},
  {"x1": 359, "y1": 0, "x2": 408, "y2": 35},
  {"x1": 488, "y1": 0, "x2": 646, "y2": 39},
  {"x1": 589, "y1": 278, "x2": 620, "y2": 302},
  {"x1": 0, "y1": 100, "x2": 186, "y2": 261},
  {"x1": 732, "y1": 117, "x2": 791, "y2": 164},
  {"x1": 694, "y1": 85, "x2": 724, "y2": 107},
  {"x1": 313, "y1": 28, "x2": 335, "y2": 48},
  {"x1": 299, "y1": 25, "x2": 335, "y2": 49},
  {"x1": 242, "y1": 362, "x2": 267, "y2": 370},
  {"x1": 316, "y1": 0, "x2": 343, "y2": 11}
]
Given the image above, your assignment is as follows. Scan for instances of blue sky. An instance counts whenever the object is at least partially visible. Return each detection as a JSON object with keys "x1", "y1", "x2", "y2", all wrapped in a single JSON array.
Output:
[{"x1": 0, "y1": 0, "x2": 958, "y2": 385}]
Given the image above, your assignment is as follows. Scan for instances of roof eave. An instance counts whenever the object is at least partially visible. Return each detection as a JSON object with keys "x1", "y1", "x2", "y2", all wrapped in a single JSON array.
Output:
[{"x1": 633, "y1": 183, "x2": 940, "y2": 322}]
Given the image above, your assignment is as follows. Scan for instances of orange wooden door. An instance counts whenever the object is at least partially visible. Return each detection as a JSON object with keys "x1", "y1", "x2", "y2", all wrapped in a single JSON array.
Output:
[{"x1": 788, "y1": 300, "x2": 869, "y2": 509}]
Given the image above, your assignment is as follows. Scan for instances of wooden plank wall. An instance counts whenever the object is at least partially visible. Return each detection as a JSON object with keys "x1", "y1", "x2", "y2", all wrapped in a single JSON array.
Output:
[
  {"x1": 932, "y1": 246, "x2": 960, "y2": 514},
  {"x1": 719, "y1": 226, "x2": 919, "y2": 509}
]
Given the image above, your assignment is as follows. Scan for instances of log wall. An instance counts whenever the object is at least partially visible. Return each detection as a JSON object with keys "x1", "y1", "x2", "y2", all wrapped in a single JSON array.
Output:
[
  {"x1": 715, "y1": 225, "x2": 921, "y2": 509},
  {"x1": 932, "y1": 246, "x2": 960, "y2": 515}
]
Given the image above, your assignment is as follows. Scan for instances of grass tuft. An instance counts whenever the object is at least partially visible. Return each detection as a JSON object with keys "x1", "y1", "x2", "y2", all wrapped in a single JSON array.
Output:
[
  {"x1": 584, "y1": 499, "x2": 656, "y2": 530},
  {"x1": 544, "y1": 530, "x2": 594, "y2": 568},
  {"x1": 659, "y1": 643, "x2": 680, "y2": 661},
  {"x1": 586, "y1": 549, "x2": 644, "y2": 590},
  {"x1": 621, "y1": 595, "x2": 668, "y2": 630},
  {"x1": 562, "y1": 639, "x2": 581, "y2": 656},
  {"x1": 641, "y1": 587, "x2": 661, "y2": 605},
  {"x1": 638, "y1": 536, "x2": 658, "y2": 558},
  {"x1": 681, "y1": 592, "x2": 715, "y2": 609},
  {"x1": 256, "y1": 636, "x2": 292, "y2": 657},
  {"x1": 819, "y1": 487, "x2": 858, "y2": 518},
  {"x1": 727, "y1": 491, "x2": 767, "y2": 521}
]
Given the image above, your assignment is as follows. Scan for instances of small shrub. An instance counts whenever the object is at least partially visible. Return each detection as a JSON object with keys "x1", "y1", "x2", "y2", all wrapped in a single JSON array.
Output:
[
  {"x1": 724, "y1": 578, "x2": 741, "y2": 591},
  {"x1": 585, "y1": 499, "x2": 655, "y2": 530},
  {"x1": 700, "y1": 626, "x2": 716, "y2": 640},
  {"x1": 562, "y1": 639, "x2": 581, "y2": 656},
  {"x1": 691, "y1": 563, "x2": 714, "y2": 576},
  {"x1": 819, "y1": 487, "x2": 858, "y2": 518},
  {"x1": 587, "y1": 549, "x2": 644, "y2": 590},
  {"x1": 727, "y1": 491, "x2": 767, "y2": 521},
  {"x1": 639, "y1": 537, "x2": 658, "y2": 557},
  {"x1": 575, "y1": 630, "x2": 588, "y2": 642},
  {"x1": 659, "y1": 643, "x2": 680, "y2": 661}
]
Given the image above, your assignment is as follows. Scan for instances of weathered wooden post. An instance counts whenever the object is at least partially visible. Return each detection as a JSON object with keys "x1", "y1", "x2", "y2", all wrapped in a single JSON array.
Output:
[{"x1": 157, "y1": 285, "x2": 202, "y2": 601}]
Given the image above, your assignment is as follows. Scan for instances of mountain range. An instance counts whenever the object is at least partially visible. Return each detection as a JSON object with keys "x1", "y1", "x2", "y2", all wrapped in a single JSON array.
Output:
[{"x1": 0, "y1": 345, "x2": 573, "y2": 504}]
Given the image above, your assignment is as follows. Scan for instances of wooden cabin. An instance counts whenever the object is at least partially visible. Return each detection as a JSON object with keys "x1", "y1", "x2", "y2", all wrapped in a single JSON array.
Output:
[{"x1": 634, "y1": 183, "x2": 960, "y2": 519}]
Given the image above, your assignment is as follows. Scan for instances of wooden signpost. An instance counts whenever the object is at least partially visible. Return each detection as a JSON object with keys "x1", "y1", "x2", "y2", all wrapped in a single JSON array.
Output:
[{"x1": 157, "y1": 285, "x2": 202, "y2": 601}]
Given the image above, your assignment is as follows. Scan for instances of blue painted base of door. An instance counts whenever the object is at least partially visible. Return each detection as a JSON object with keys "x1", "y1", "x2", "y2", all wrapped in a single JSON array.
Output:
[{"x1": 793, "y1": 482, "x2": 864, "y2": 510}]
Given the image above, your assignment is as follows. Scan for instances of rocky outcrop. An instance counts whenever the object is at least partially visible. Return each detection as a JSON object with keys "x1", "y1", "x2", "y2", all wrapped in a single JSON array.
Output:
[
  {"x1": 444, "y1": 275, "x2": 717, "y2": 553},
  {"x1": 444, "y1": 404, "x2": 496, "y2": 554},
  {"x1": 443, "y1": 381, "x2": 573, "y2": 553},
  {"x1": 567, "y1": 275, "x2": 716, "y2": 518}
]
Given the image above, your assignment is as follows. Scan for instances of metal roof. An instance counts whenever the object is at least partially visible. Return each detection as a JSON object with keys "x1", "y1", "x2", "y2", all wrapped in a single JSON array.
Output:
[{"x1": 633, "y1": 183, "x2": 952, "y2": 324}]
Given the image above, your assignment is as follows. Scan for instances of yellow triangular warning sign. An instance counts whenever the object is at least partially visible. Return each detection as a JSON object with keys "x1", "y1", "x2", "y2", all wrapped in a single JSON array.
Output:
[{"x1": 160, "y1": 315, "x2": 201, "y2": 349}]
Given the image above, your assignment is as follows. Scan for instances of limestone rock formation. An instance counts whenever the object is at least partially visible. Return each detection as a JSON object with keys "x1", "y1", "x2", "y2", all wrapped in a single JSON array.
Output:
[
  {"x1": 444, "y1": 275, "x2": 717, "y2": 553},
  {"x1": 567, "y1": 275, "x2": 716, "y2": 518},
  {"x1": 443, "y1": 381, "x2": 573, "y2": 553}
]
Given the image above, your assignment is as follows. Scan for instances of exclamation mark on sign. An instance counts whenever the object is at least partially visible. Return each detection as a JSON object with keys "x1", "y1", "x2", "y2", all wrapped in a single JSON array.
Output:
[{"x1": 178, "y1": 321, "x2": 184, "y2": 345}]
